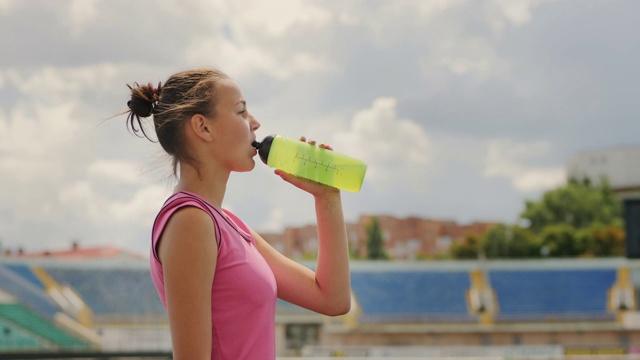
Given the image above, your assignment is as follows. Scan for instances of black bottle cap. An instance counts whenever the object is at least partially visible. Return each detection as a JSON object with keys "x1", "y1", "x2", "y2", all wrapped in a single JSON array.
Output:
[{"x1": 252, "y1": 135, "x2": 275, "y2": 164}]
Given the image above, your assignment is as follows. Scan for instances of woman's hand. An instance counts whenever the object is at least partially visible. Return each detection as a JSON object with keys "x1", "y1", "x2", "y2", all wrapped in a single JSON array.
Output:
[{"x1": 273, "y1": 136, "x2": 340, "y2": 198}]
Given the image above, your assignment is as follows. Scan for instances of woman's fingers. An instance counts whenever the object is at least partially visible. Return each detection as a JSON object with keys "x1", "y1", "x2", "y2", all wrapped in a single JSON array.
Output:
[{"x1": 299, "y1": 136, "x2": 332, "y2": 151}]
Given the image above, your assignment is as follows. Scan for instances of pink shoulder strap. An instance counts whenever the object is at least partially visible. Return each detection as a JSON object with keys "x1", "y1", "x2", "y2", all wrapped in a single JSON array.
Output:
[{"x1": 151, "y1": 192, "x2": 222, "y2": 262}]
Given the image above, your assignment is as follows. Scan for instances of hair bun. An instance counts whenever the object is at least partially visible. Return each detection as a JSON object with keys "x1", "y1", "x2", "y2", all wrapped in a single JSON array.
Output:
[
  {"x1": 126, "y1": 82, "x2": 161, "y2": 140},
  {"x1": 127, "y1": 82, "x2": 158, "y2": 118}
]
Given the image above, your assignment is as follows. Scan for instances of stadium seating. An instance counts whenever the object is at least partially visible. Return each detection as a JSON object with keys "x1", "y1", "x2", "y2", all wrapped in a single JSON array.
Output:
[
  {"x1": 4, "y1": 264, "x2": 45, "y2": 289},
  {"x1": 0, "y1": 303, "x2": 89, "y2": 350},
  {"x1": 350, "y1": 270, "x2": 474, "y2": 323},
  {"x1": 0, "y1": 317, "x2": 47, "y2": 351},
  {"x1": 489, "y1": 268, "x2": 617, "y2": 321},
  {"x1": 0, "y1": 264, "x2": 59, "y2": 320},
  {"x1": 42, "y1": 267, "x2": 165, "y2": 315}
]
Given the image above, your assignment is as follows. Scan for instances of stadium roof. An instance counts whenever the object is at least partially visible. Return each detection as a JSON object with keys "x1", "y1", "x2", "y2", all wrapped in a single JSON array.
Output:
[{"x1": 1, "y1": 246, "x2": 148, "y2": 269}]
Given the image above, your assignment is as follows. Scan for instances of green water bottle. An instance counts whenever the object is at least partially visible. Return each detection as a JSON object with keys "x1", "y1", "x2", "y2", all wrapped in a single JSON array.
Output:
[{"x1": 252, "y1": 135, "x2": 367, "y2": 192}]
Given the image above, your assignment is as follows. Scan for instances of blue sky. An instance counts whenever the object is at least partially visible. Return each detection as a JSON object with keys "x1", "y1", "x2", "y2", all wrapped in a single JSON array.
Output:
[{"x1": 0, "y1": 0, "x2": 638, "y2": 255}]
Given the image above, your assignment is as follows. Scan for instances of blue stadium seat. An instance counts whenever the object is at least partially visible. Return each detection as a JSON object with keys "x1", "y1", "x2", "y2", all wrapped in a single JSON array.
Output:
[
  {"x1": 4, "y1": 264, "x2": 44, "y2": 289},
  {"x1": 43, "y1": 267, "x2": 165, "y2": 315},
  {"x1": 351, "y1": 270, "x2": 474, "y2": 323},
  {"x1": 489, "y1": 269, "x2": 617, "y2": 321}
]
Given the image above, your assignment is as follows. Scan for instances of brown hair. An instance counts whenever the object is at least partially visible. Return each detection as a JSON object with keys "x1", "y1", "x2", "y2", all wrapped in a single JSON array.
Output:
[{"x1": 125, "y1": 67, "x2": 229, "y2": 176}]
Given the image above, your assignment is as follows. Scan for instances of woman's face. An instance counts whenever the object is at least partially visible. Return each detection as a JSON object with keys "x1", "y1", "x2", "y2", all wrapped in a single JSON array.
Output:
[{"x1": 207, "y1": 79, "x2": 261, "y2": 172}]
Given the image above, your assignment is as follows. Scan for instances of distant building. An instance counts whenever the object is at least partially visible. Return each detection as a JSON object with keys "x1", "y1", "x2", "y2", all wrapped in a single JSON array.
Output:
[
  {"x1": 567, "y1": 145, "x2": 640, "y2": 196},
  {"x1": 260, "y1": 215, "x2": 495, "y2": 260}
]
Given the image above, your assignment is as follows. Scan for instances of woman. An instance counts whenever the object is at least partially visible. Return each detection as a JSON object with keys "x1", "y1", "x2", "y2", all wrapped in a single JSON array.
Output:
[{"x1": 124, "y1": 67, "x2": 351, "y2": 359}]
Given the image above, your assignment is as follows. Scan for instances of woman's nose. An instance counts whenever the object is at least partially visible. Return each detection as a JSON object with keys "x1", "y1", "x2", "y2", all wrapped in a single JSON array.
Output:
[{"x1": 249, "y1": 114, "x2": 261, "y2": 131}]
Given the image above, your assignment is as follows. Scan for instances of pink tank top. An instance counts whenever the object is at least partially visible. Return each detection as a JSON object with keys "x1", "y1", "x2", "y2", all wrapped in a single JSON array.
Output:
[{"x1": 150, "y1": 191, "x2": 277, "y2": 359}]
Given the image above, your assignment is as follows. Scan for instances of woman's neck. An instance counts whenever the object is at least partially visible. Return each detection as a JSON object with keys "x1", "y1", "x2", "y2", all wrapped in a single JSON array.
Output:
[{"x1": 174, "y1": 162, "x2": 229, "y2": 209}]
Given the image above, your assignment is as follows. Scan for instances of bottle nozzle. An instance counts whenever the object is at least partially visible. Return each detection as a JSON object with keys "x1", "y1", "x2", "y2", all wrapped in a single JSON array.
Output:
[{"x1": 253, "y1": 135, "x2": 275, "y2": 164}]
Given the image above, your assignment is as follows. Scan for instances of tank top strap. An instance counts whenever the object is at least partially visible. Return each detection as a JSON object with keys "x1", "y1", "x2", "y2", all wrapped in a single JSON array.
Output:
[
  {"x1": 151, "y1": 192, "x2": 223, "y2": 263},
  {"x1": 171, "y1": 191, "x2": 253, "y2": 242},
  {"x1": 222, "y1": 209, "x2": 254, "y2": 244}
]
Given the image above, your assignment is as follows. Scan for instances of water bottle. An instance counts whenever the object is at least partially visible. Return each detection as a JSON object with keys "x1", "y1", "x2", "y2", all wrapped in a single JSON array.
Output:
[{"x1": 252, "y1": 135, "x2": 367, "y2": 192}]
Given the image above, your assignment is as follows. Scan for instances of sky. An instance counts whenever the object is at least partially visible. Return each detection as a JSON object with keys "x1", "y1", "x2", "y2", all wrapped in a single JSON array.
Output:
[{"x1": 0, "y1": 0, "x2": 638, "y2": 256}]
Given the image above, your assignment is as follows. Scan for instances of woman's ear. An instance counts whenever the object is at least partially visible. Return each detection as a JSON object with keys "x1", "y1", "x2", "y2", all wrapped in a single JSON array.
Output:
[{"x1": 189, "y1": 114, "x2": 214, "y2": 142}]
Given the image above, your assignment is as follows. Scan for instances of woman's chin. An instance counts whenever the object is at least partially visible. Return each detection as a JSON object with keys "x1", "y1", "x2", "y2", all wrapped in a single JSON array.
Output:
[{"x1": 236, "y1": 161, "x2": 256, "y2": 173}]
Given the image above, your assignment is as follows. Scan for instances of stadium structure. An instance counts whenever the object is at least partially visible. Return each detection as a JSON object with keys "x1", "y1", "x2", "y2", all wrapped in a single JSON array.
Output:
[{"x1": 0, "y1": 246, "x2": 639, "y2": 359}]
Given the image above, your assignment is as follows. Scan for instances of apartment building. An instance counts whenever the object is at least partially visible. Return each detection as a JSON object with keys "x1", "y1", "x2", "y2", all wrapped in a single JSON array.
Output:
[{"x1": 260, "y1": 214, "x2": 495, "y2": 260}]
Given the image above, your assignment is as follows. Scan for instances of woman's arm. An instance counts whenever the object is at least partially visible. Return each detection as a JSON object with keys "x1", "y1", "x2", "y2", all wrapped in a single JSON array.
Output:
[
  {"x1": 254, "y1": 169, "x2": 351, "y2": 316},
  {"x1": 159, "y1": 207, "x2": 217, "y2": 360}
]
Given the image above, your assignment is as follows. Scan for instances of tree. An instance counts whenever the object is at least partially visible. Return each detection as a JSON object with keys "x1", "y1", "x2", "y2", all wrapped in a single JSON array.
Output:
[
  {"x1": 451, "y1": 233, "x2": 481, "y2": 259},
  {"x1": 537, "y1": 224, "x2": 581, "y2": 257},
  {"x1": 482, "y1": 224, "x2": 538, "y2": 259},
  {"x1": 521, "y1": 177, "x2": 622, "y2": 233},
  {"x1": 519, "y1": 177, "x2": 625, "y2": 257},
  {"x1": 365, "y1": 217, "x2": 388, "y2": 260},
  {"x1": 578, "y1": 223, "x2": 625, "y2": 257},
  {"x1": 451, "y1": 177, "x2": 626, "y2": 259}
]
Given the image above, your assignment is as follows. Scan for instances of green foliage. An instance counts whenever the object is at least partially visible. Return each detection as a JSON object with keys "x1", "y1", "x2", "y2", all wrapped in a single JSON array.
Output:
[
  {"x1": 450, "y1": 177, "x2": 625, "y2": 259},
  {"x1": 536, "y1": 224, "x2": 582, "y2": 257},
  {"x1": 349, "y1": 246, "x2": 363, "y2": 260},
  {"x1": 451, "y1": 233, "x2": 481, "y2": 259},
  {"x1": 365, "y1": 217, "x2": 388, "y2": 260},
  {"x1": 577, "y1": 223, "x2": 625, "y2": 257},
  {"x1": 482, "y1": 224, "x2": 538, "y2": 259},
  {"x1": 521, "y1": 177, "x2": 622, "y2": 233}
]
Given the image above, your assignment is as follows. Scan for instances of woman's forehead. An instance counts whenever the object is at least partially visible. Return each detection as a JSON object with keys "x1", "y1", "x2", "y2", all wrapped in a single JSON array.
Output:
[{"x1": 217, "y1": 79, "x2": 244, "y2": 103}]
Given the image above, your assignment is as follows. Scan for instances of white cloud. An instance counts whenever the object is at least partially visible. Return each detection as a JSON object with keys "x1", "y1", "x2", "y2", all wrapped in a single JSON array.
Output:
[
  {"x1": 7, "y1": 64, "x2": 119, "y2": 100},
  {"x1": 227, "y1": 0, "x2": 333, "y2": 38},
  {"x1": 58, "y1": 180, "x2": 93, "y2": 209},
  {"x1": 187, "y1": 37, "x2": 335, "y2": 81},
  {"x1": 0, "y1": 0, "x2": 15, "y2": 14},
  {"x1": 65, "y1": 0, "x2": 99, "y2": 37},
  {"x1": 0, "y1": 157, "x2": 60, "y2": 183},
  {"x1": 353, "y1": 0, "x2": 466, "y2": 46},
  {"x1": 484, "y1": 139, "x2": 566, "y2": 192},
  {"x1": 488, "y1": 0, "x2": 560, "y2": 32},
  {"x1": 333, "y1": 97, "x2": 430, "y2": 191},
  {"x1": 59, "y1": 178, "x2": 166, "y2": 226},
  {"x1": 422, "y1": 35, "x2": 512, "y2": 83},
  {"x1": 57, "y1": 157, "x2": 169, "y2": 226},
  {"x1": 87, "y1": 159, "x2": 147, "y2": 185},
  {"x1": 184, "y1": 0, "x2": 336, "y2": 80},
  {"x1": 0, "y1": 102, "x2": 81, "y2": 159},
  {"x1": 105, "y1": 184, "x2": 167, "y2": 224},
  {"x1": 419, "y1": 0, "x2": 558, "y2": 83}
]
